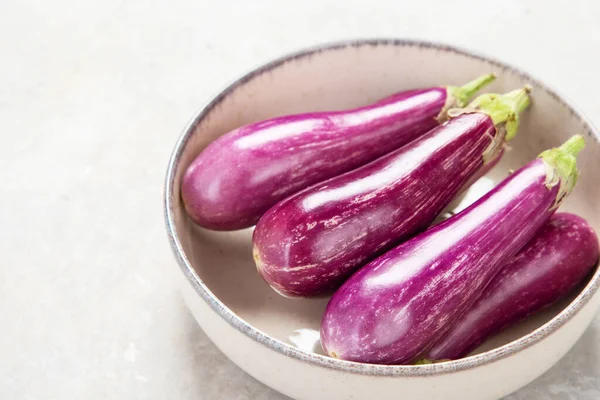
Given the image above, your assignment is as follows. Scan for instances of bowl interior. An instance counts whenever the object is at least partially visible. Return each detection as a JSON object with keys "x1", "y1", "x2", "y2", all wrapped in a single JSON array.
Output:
[{"x1": 170, "y1": 42, "x2": 600, "y2": 361}]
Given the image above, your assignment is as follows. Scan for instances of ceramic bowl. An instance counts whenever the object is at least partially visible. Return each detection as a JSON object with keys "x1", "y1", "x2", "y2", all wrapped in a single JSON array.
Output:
[{"x1": 164, "y1": 39, "x2": 600, "y2": 400}]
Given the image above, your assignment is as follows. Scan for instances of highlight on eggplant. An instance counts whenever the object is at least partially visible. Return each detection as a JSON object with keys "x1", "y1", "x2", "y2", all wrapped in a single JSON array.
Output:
[
  {"x1": 253, "y1": 86, "x2": 531, "y2": 298},
  {"x1": 181, "y1": 74, "x2": 496, "y2": 230},
  {"x1": 424, "y1": 212, "x2": 599, "y2": 361},
  {"x1": 320, "y1": 135, "x2": 585, "y2": 365}
]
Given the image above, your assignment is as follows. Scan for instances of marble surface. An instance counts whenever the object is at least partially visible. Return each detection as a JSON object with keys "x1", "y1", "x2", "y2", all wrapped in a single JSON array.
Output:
[{"x1": 1, "y1": 1, "x2": 599, "y2": 399}]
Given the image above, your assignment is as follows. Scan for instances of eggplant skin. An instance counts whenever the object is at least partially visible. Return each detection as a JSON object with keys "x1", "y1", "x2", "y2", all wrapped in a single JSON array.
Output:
[
  {"x1": 320, "y1": 158, "x2": 559, "y2": 365},
  {"x1": 253, "y1": 113, "x2": 497, "y2": 297},
  {"x1": 182, "y1": 88, "x2": 447, "y2": 230},
  {"x1": 427, "y1": 212, "x2": 600, "y2": 360}
]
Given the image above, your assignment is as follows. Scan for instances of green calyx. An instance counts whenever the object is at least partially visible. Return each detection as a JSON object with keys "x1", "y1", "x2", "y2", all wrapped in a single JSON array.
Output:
[
  {"x1": 414, "y1": 359, "x2": 434, "y2": 365},
  {"x1": 448, "y1": 85, "x2": 532, "y2": 141},
  {"x1": 447, "y1": 73, "x2": 497, "y2": 108},
  {"x1": 414, "y1": 358, "x2": 451, "y2": 365},
  {"x1": 539, "y1": 135, "x2": 585, "y2": 206}
]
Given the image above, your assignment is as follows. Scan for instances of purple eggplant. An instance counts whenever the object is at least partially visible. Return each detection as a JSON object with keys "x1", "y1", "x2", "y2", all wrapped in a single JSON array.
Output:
[
  {"x1": 182, "y1": 74, "x2": 496, "y2": 230},
  {"x1": 425, "y1": 212, "x2": 599, "y2": 361},
  {"x1": 253, "y1": 87, "x2": 530, "y2": 297},
  {"x1": 320, "y1": 135, "x2": 585, "y2": 364}
]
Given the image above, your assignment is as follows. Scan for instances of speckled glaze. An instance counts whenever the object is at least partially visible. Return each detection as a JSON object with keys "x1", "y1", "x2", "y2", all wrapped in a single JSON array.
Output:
[
  {"x1": 165, "y1": 39, "x2": 600, "y2": 400},
  {"x1": 321, "y1": 157, "x2": 561, "y2": 364},
  {"x1": 427, "y1": 213, "x2": 600, "y2": 361},
  {"x1": 253, "y1": 112, "x2": 502, "y2": 297},
  {"x1": 182, "y1": 87, "x2": 450, "y2": 230}
]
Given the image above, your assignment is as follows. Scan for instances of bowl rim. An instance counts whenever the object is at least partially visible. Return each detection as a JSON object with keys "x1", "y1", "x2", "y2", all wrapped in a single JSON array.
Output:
[{"x1": 164, "y1": 38, "x2": 600, "y2": 377}]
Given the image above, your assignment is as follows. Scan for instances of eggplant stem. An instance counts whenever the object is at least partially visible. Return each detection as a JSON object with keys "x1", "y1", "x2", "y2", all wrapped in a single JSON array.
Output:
[
  {"x1": 559, "y1": 134, "x2": 586, "y2": 157},
  {"x1": 447, "y1": 86, "x2": 532, "y2": 141},
  {"x1": 448, "y1": 73, "x2": 497, "y2": 108},
  {"x1": 539, "y1": 135, "x2": 585, "y2": 206}
]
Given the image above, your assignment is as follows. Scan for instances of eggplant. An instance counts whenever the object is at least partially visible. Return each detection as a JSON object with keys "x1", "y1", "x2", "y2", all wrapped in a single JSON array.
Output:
[
  {"x1": 425, "y1": 212, "x2": 599, "y2": 361},
  {"x1": 320, "y1": 135, "x2": 585, "y2": 364},
  {"x1": 253, "y1": 87, "x2": 530, "y2": 297},
  {"x1": 182, "y1": 74, "x2": 496, "y2": 230}
]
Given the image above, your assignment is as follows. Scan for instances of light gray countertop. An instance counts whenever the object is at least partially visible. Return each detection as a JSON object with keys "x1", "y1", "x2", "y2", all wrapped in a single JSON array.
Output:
[{"x1": 2, "y1": 1, "x2": 599, "y2": 399}]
